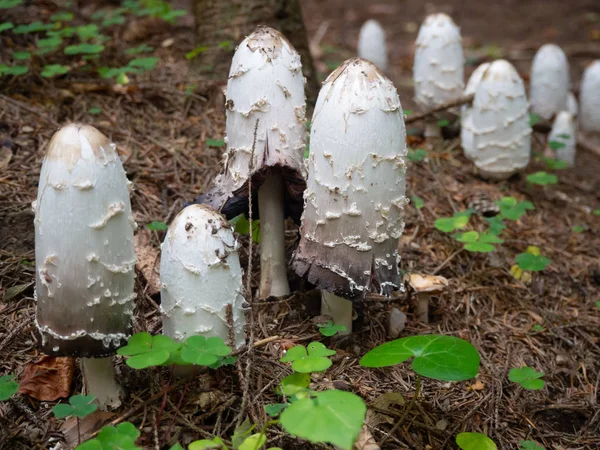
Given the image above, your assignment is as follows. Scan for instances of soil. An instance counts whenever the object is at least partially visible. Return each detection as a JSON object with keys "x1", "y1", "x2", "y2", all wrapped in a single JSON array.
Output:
[{"x1": 1, "y1": 0, "x2": 600, "y2": 449}]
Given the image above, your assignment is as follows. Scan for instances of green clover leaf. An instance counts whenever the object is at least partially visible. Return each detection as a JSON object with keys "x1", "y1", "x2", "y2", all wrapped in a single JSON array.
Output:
[
  {"x1": 280, "y1": 342, "x2": 336, "y2": 373},
  {"x1": 181, "y1": 335, "x2": 232, "y2": 366},
  {"x1": 509, "y1": 366, "x2": 545, "y2": 390},
  {"x1": 360, "y1": 335, "x2": 480, "y2": 381},
  {"x1": 317, "y1": 320, "x2": 347, "y2": 337},
  {"x1": 265, "y1": 403, "x2": 289, "y2": 417},
  {"x1": 407, "y1": 148, "x2": 429, "y2": 162},
  {"x1": 519, "y1": 440, "x2": 545, "y2": 450},
  {"x1": 53, "y1": 394, "x2": 98, "y2": 419},
  {"x1": 496, "y1": 197, "x2": 535, "y2": 221},
  {"x1": 456, "y1": 432, "x2": 497, "y2": 450},
  {"x1": 515, "y1": 253, "x2": 551, "y2": 272},
  {"x1": 0, "y1": 375, "x2": 19, "y2": 401},
  {"x1": 435, "y1": 211, "x2": 472, "y2": 233},
  {"x1": 117, "y1": 332, "x2": 181, "y2": 369},
  {"x1": 146, "y1": 221, "x2": 167, "y2": 231},
  {"x1": 279, "y1": 372, "x2": 311, "y2": 397},
  {"x1": 527, "y1": 171, "x2": 558, "y2": 186}
]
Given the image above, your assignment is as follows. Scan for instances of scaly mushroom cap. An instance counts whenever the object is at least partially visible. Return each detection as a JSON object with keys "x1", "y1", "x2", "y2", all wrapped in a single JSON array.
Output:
[
  {"x1": 580, "y1": 60, "x2": 600, "y2": 133},
  {"x1": 357, "y1": 19, "x2": 388, "y2": 71},
  {"x1": 530, "y1": 44, "x2": 570, "y2": 120},
  {"x1": 160, "y1": 204, "x2": 245, "y2": 348},
  {"x1": 196, "y1": 26, "x2": 307, "y2": 223},
  {"x1": 292, "y1": 58, "x2": 407, "y2": 300},
  {"x1": 35, "y1": 124, "x2": 136, "y2": 357},
  {"x1": 407, "y1": 274, "x2": 449, "y2": 293},
  {"x1": 461, "y1": 63, "x2": 491, "y2": 160},
  {"x1": 548, "y1": 111, "x2": 576, "y2": 167},
  {"x1": 413, "y1": 13, "x2": 464, "y2": 110},
  {"x1": 470, "y1": 60, "x2": 531, "y2": 179}
]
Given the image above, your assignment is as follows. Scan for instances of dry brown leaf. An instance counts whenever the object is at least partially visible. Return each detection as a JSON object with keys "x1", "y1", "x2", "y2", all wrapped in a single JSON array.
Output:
[
  {"x1": 134, "y1": 229, "x2": 161, "y2": 296},
  {"x1": 60, "y1": 410, "x2": 115, "y2": 448},
  {"x1": 470, "y1": 380, "x2": 485, "y2": 391},
  {"x1": 18, "y1": 355, "x2": 74, "y2": 401},
  {"x1": 354, "y1": 425, "x2": 380, "y2": 450}
]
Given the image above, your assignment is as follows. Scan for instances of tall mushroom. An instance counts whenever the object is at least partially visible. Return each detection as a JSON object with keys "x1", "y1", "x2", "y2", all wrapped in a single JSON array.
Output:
[
  {"x1": 292, "y1": 58, "x2": 407, "y2": 333},
  {"x1": 196, "y1": 26, "x2": 306, "y2": 299},
  {"x1": 470, "y1": 60, "x2": 531, "y2": 180},
  {"x1": 160, "y1": 204, "x2": 245, "y2": 348},
  {"x1": 35, "y1": 124, "x2": 136, "y2": 409},
  {"x1": 530, "y1": 44, "x2": 570, "y2": 120},
  {"x1": 548, "y1": 111, "x2": 576, "y2": 167},
  {"x1": 357, "y1": 19, "x2": 388, "y2": 71},
  {"x1": 461, "y1": 63, "x2": 490, "y2": 160},
  {"x1": 413, "y1": 13, "x2": 464, "y2": 137},
  {"x1": 580, "y1": 60, "x2": 600, "y2": 133}
]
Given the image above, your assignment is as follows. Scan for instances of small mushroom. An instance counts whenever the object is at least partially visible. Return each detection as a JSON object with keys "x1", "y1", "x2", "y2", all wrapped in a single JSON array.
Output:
[
  {"x1": 461, "y1": 62, "x2": 491, "y2": 161},
  {"x1": 530, "y1": 44, "x2": 570, "y2": 120},
  {"x1": 357, "y1": 19, "x2": 388, "y2": 71},
  {"x1": 195, "y1": 26, "x2": 307, "y2": 299},
  {"x1": 580, "y1": 60, "x2": 600, "y2": 133},
  {"x1": 407, "y1": 274, "x2": 449, "y2": 323},
  {"x1": 160, "y1": 204, "x2": 245, "y2": 348},
  {"x1": 35, "y1": 124, "x2": 136, "y2": 410},
  {"x1": 413, "y1": 13, "x2": 464, "y2": 137},
  {"x1": 548, "y1": 111, "x2": 576, "y2": 167},
  {"x1": 470, "y1": 60, "x2": 531, "y2": 180},
  {"x1": 292, "y1": 58, "x2": 407, "y2": 333}
]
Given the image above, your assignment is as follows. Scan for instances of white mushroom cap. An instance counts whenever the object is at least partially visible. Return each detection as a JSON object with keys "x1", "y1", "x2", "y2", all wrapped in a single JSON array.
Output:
[
  {"x1": 35, "y1": 124, "x2": 136, "y2": 357},
  {"x1": 413, "y1": 13, "x2": 464, "y2": 110},
  {"x1": 530, "y1": 44, "x2": 570, "y2": 120},
  {"x1": 548, "y1": 111, "x2": 576, "y2": 167},
  {"x1": 567, "y1": 92, "x2": 578, "y2": 117},
  {"x1": 407, "y1": 274, "x2": 449, "y2": 293},
  {"x1": 357, "y1": 19, "x2": 388, "y2": 71},
  {"x1": 461, "y1": 63, "x2": 491, "y2": 160},
  {"x1": 160, "y1": 204, "x2": 245, "y2": 348},
  {"x1": 580, "y1": 60, "x2": 600, "y2": 133},
  {"x1": 199, "y1": 26, "x2": 307, "y2": 222},
  {"x1": 470, "y1": 60, "x2": 531, "y2": 179},
  {"x1": 293, "y1": 58, "x2": 407, "y2": 299}
]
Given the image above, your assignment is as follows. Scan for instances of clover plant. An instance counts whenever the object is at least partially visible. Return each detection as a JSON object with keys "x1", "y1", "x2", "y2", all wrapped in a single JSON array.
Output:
[
  {"x1": 509, "y1": 366, "x2": 545, "y2": 390},
  {"x1": 456, "y1": 432, "x2": 497, "y2": 450}
]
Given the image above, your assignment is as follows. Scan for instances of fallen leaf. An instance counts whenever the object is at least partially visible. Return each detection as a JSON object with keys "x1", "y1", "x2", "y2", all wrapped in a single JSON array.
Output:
[
  {"x1": 60, "y1": 410, "x2": 114, "y2": 448},
  {"x1": 470, "y1": 380, "x2": 485, "y2": 391},
  {"x1": 3, "y1": 282, "x2": 33, "y2": 301},
  {"x1": 19, "y1": 355, "x2": 74, "y2": 401},
  {"x1": 354, "y1": 425, "x2": 380, "y2": 450},
  {"x1": 134, "y1": 230, "x2": 161, "y2": 296}
]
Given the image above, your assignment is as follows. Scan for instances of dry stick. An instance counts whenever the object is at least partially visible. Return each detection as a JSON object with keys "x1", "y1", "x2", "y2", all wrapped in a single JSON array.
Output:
[
  {"x1": 404, "y1": 94, "x2": 474, "y2": 124},
  {"x1": 380, "y1": 374, "x2": 422, "y2": 446},
  {"x1": 237, "y1": 119, "x2": 260, "y2": 427}
]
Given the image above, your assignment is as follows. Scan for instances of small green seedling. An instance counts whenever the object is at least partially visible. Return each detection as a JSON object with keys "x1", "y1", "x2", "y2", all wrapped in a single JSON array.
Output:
[
  {"x1": 264, "y1": 402, "x2": 289, "y2": 417},
  {"x1": 539, "y1": 156, "x2": 568, "y2": 171},
  {"x1": 88, "y1": 107, "x2": 102, "y2": 115},
  {"x1": 572, "y1": 225, "x2": 586, "y2": 233},
  {"x1": 50, "y1": 11, "x2": 74, "y2": 22},
  {"x1": 206, "y1": 138, "x2": 225, "y2": 148},
  {"x1": 360, "y1": 335, "x2": 480, "y2": 381},
  {"x1": 484, "y1": 216, "x2": 506, "y2": 235},
  {"x1": 496, "y1": 197, "x2": 535, "y2": 221},
  {"x1": 0, "y1": 375, "x2": 19, "y2": 401},
  {"x1": 594, "y1": 209, "x2": 600, "y2": 216},
  {"x1": 126, "y1": 44, "x2": 153, "y2": 55},
  {"x1": 547, "y1": 140, "x2": 566, "y2": 151},
  {"x1": 13, "y1": 51, "x2": 31, "y2": 60},
  {"x1": 437, "y1": 119, "x2": 450, "y2": 128},
  {"x1": 411, "y1": 195, "x2": 425, "y2": 209},
  {"x1": 456, "y1": 432, "x2": 497, "y2": 450},
  {"x1": 229, "y1": 214, "x2": 260, "y2": 243},
  {"x1": 169, "y1": 444, "x2": 185, "y2": 450},
  {"x1": 595, "y1": 301, "x2": 600, "y2": 309},
  {"x1": 280, "y1": 342, "x2": 336, "y2": 373},
  {"x1": 41, "y1": 64, "x2": 70, "y2": 77},
  {"x1": 454, "y1": 231, "x2": 503, "y2": 253},
  {"x1": 65, "y1": 43, "x2": 105, "y2": 55},
  {"x1": 52, "y1": 394, "x2": 98, "y2": 419},
  {"x1": 515, "y1": 252, "x2": 551, "y2": 272},
  {"x1": 531, "y1": 324, "x2": 544, "y2": 332},
  {"x1": 0, "y1": 64, "x2": 29, "y2": 76},
  {"x1": 435, "y1": 210, "x2": 472, "y2": 233},
  {"x1": 1, "y1": 1, "x2": 23, "y2": 9},
  {"x1": 519, "y1": 440, "x2": 545, "y2": 450},
  {"x1": 76, "y1": 422, "x2": 141, "y2": 450},
  {"x1": 509, "y1": 366, "x2": 545, "y2": 390},
  {"x1": 526, "y1": 171, "x2": 558, "y2": 186},
  {"x1": 0, "y1": 22, "x2": 14, "y2": 32},
  {"x1": 146, "y1": 221, "x2": 168, "y2": 231},
  {"x1": 316, "y1": 320, "x2": 347, "y2": 337},
  {"x1": 407, "y1": 148, "x2": 429, "y2": 162}
]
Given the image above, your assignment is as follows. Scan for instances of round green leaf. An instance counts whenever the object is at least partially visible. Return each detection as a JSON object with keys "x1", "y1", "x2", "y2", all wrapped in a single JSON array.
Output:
[
  {"x1": 515, "y1": 253, "x2": 551, "y2": 272},
  {"x1": 280, "y1": 372, "x2": 311, "y2": 396},
  {"x1": 464, "y1": 242, "x2": 496, "y2": 253},
  {"x1": 117, "y1": 332, "x2": 152, "y2": 356},
  {"x1": 181, "y1": 335, "x2": 230, "y2": 366},
  {"x1": 239, "y1": 433, "x2": 266, "y2": 450},
  {"x1": 360, "y1": 335, "x2": 480, "y2": 381},
  {"x1": 280, "y1": 390, "x2": 366, "y2": 450},
  {"x1": 280, "y1": 345, "x2": 307, "y2": 362},
  {"x1": 292, "y1": 355, "x2": 332, "y2": 373},
  {"x1": 126, "y1": 349, "x2": 170, "y2": 369},
  {"x1": 508, "y1": 367, "x2": 545, "y2": 390},
  {"x1": 456, "y1": 432, "x2": 497, "y2": 450},
  {"x1": 189, "y1": 440, "x2": 222, "y2": 450},
  {"x1": 307, "y1": 342, "x2": 336, "y2": 357}
]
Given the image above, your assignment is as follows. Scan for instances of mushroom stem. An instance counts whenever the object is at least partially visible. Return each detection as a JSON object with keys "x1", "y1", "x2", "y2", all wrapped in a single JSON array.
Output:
[
  {"x1": 424, "y1": 122, "x2": 441, "y2": 138},
  {"x1": 258, "y1": 173, "x2": 290, "y2": 298},
  {"x1": 321, "y1": 290, "x2": 352, "y2": 334},
  {"x1": 81, "y1": 357, "x2": 123, "y2": 410},
  {"x1": 415, "y1": 294, "x2": 429, "y2": 323}
]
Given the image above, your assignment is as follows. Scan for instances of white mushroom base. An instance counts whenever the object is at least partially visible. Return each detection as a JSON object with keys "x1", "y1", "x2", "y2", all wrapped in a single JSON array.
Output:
[
  {"x1": 81, "y1": 357, "x2": 123, "y2": 410},
  {"x1": 321, "y1": 291, "x2": 352, "y2": 335}
]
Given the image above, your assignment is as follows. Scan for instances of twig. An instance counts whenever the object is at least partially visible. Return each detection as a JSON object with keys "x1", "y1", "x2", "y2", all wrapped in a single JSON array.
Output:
[
  {"x1": 405, "y1": 94, "x2": 474, "y2": 124},
  {"x1": 380, "y1": 374, "x2": 422, "y2": 446},
  {"x1": 0, "y1": 94, "x2": 60, "y2": 128}
]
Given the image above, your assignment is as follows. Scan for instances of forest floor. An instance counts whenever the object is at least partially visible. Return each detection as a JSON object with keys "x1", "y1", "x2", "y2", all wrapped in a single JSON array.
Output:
[{"x1": 1, "y1": 0, "x2": 600, "y2": 449}]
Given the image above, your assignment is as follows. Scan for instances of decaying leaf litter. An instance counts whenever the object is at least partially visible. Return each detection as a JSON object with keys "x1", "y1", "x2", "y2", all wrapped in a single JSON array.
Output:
[{"x1": 1, "y1": 0, "x2": 600, "y2": 449}]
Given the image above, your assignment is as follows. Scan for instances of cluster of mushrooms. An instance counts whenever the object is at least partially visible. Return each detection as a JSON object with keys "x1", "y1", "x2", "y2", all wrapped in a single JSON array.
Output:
[{"x1": 34, "y1": 16, "x2": 600, "y2": 412}]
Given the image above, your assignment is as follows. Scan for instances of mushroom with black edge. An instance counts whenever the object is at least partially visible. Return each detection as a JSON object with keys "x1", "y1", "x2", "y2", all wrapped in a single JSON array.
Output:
[
  {"x1": 292, "y1": 57, "x2": 408, "y2": 334},
  {"x1": 160, "y1": 204, "x2": 246, "y2": 349},
  {"x1": 407, "y1": 274, "x2": 449, "y2": 323},
  {"x1": 195, "y1": 26, "x2": 307, "y2": 299},
  {"x1": 34, "y1": 124, "x2": 136, "y2": 410},
  {"x1": 413, "y1": 13, "x2": 464, "y2": 138}
]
